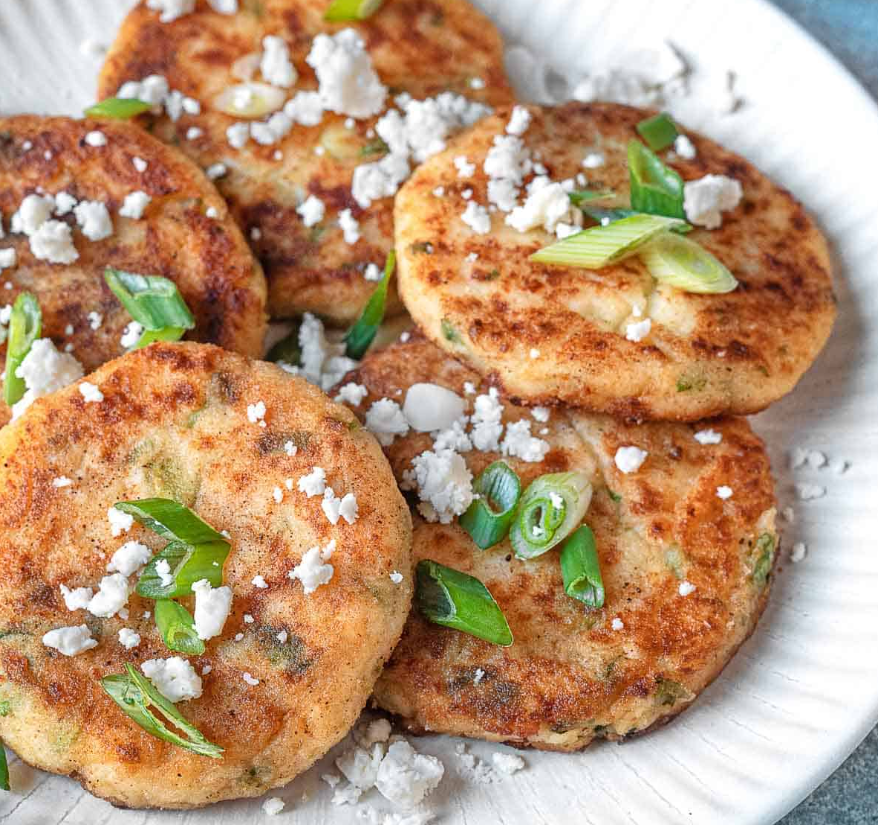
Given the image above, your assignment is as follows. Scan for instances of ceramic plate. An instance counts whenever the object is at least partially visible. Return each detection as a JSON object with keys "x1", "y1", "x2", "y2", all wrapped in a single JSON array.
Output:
[{"x1": 0, "y1": 1, "x2": 876, "y2": 823}]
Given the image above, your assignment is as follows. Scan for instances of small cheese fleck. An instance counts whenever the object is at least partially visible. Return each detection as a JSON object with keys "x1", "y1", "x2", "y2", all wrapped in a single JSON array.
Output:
[
  {"x1": 390, "y1": 571, "x2": 403, "y2": 584},
  {"x1": 79, "y1": 381, "x2": 104, "y2": 403},
  {"x1": 119, "y1": 191, "x2": 152, "y2": 220},
  {"x1": 716, "y1": 485, "x2": 733, "y2": 500},
  {"x1": 74, "y1": 200, "x2": 113, "y2": 241},
  {"x1": 118, "y1": 628, "x2": 141, "y2": 649},
  {"x1": 141, "y1": 657, "x2": 203, "y2": 701},
  {"x1": 505, "y1": 105, "x2": 532, "y2": 137},
  {"x1": 289, "y1": 541, "x2": 335, "y2": 594},
  {"x1": 582, "y1": 152, "x2": 605, "y2": 169},
  {"x1": 272, "y1": 486, "x2": 283, "y2": 504},
  {"x1": 262, "y1": 797, "x2": 285, "y2": 815},
  {"x1": 247, "y1": 400, "x2": 267, "y2": 425},
  {"x1": 611, "y1": 618, "x2": 624, "y2": 631},
  {"x1": 120, "y1": 321, "x2": 144, "y2": 349},
  {"x1": 615, "y1": 446, "x2": 647, "y2": 474},
  {"x1": 42, "y1": 625, "x2": 98, "y2": 656},
  {"x1": 791, "y1": 542, "x2": 807, "y2": 563},
  {"x1": 205, "y1": 162, "x2": 228, "y2": 180},
  {"x1": 694, "y1": 429, "x2": 722, "y2": 445},
  {"x1": 59, "y1": 584, "x2": 93, "y2": 611},
  {"x1": 678, "y1": 580, "x2": 696, "y2": 597},
  {"x1": 87, "y1": 311, "x2": 103, "y2": 330},
  {"x1": 454, "y1": 155, "x2": 476, "y2": 178},
  {"x1": 492, "y1": 752, "x2": 526, "y2": 775},
  {"x1": 683, "y1": 174, "x2": 743, "y2": 229},
  {"x1": 133, "y1": 156, "x2": 148, "y2": 173},
  {"x1": 87, "y1": 573, "x2": 130, "y2": 618},
  {"x1": 461, "y1": 201, "x2": 491, "y2": 235},
  {"x1": 146, "y1": 0, "x2": 195, "y2": 23},
  {"x1": 52, "y1": 476, "x2": 74, "y2": 488},
  {"x1": 338, "y1": 209, "x2": 360, "y2": 244},
  {"x1": 334, "y1": 382, "x2": 368, "y2": 407},
  {"x1": 242, "y1": 672, "x2": 260, "y2": 686},
  {"x1": 155, "y1": 559, "x2": 174, "y2": 587},
  {"x1": 674, "y1": 134, "x2": 697, "y2": 159},
  {"x1": 625, "y1": 318, "x2": 652, "y2": 342},
  {"x1": 365, "y1": 398, "x2": 410, "y2": 446},
  {"x1": 29, "y1": 220, "x2": 79, "y2": 264},
  {"x1": 107, "y1": 541, "x2": 151, "y2": 577},
  {"x1": 296, "y1": 195, "x2": 325, "y2": 227},
  {"x1": 402, "y1": 449, "x2": 473, "y2": 524},
  {"x1": 84, "y1": 130, "x2": 108, "y2": 147},
  {"x1": 192, "y1": 579, "x2": 233, "y2": 640},
  {"x1": 252, "y1": 574, "x2": 268, "y2": 589},
  {"x1": 298, "y1": 467, "x2": 327, "y2": 497}
]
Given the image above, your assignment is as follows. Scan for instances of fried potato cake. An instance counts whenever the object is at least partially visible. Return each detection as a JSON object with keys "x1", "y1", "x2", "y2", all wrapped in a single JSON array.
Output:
[
  {"x1": 394, "y1": 102, "x2": 836, "y2": 421},
  {"x1": 0, "y1": 342, "x2": 411, "y2": 808},
  {"x1": 98, "y1": 0, "x2": 514, "y2": 324},
  {"x1": 337, "y1": 335, "x2": 777, "y2": 750},
  {"x1": 0, "y1": 115, "x2": 267, "y2": 425}
]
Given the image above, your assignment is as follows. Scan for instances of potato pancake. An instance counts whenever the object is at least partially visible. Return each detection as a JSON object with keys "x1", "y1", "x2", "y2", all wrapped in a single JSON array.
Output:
[
  {"x1": 0, "y1": 342, "x2": 411, "y2": 808},
  {"x1": 0, "y1": 115, "x2": 267, "y2": 424},
  {"x1": 394, "y1": 102, "x2": 836, "y2": 420},
  {"x1": 337, "y1": 335, "x2": 777, "y2": 750},
  {"x1": 98, "y1": 0, "x2": 514, "y2": 324}
]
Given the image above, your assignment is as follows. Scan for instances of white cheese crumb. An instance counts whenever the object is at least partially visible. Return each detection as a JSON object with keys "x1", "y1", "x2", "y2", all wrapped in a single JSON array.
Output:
[
  {"x1": 432, "y1": 186, "x2": 445, "y2": 197},
  {"x1": 262, "y1": 797, "x2": 285, "y2": 815},
  {"x1": 155, "y1": 559, "x2": 174, "y2": 587},
  {"x1": 11, "y1": 338, "x2": 84, "y2": 420},
  {"x1": 289, "y1": 541, "x2": 335, "y2": 594},
  {"x1": 29, "y1": 220, "x2": 79, "y2": 264},
  {"x1": 252, "y1": 575, "x2": 268, "y2": 589},
  {"x1": 338, "y1": 209, "x2": 360, "y2": 244},
  {"x1": 260, "y1": 35, "x2": 297, "y2": 88},
  {"x1": 272, "y1": 486, "x2": 283, "y2": 504},
  {"x1": 716, "y1": 485, "x2": 733, "y2": 500},
  {"x1": 247, "y1": 400, "x2": 267, "y2": 425},
  {"x1": 192, "y1": 579, "x2": 233, "y2": 640},
  {"x1": 611, "y1": 617, "x2": 624, "y2": 631},
  {"x1": 492, "y1": 752, "x2": 526, "y2": 775},
  {"x1": 42, "y1": 625, "x2": 98, "y2": 656},
  {"x1": 337, "y1": 493, "x2": 359, "y2": 525},
  {"x1": 276, "y1": 630, "x2": 288, "y2": 643},
  {"x1": 531, "y1": 406, "x2": 550, "y2": 423},
  {"x1": 363, "y1": 263, "x2": 383, "y2": 282},
  {"x1": 87, "y1": 311, "x2": 103, "y2": 330},
  {"x1": 582, "y1": 152, "x2": 605, "y2": 169},
  {"x1": 59, "y1": 584, "x2": 93, "y2": 611},
  {"x1": 74, "y1": 200, "x2": 113, "y2": 241},
  {"x1": 470, "y1": 387, "x2": 504, "y2": 451},
  {"x1": 0, "y1": 249, "x2": 16, "y2": 270},
  {"x1": 120, "y1": 321, "x2": 144, "y2": 349},
  {"x1": 242, "y1": 672, "x2": 260, "y2": 686},
  {"x1": 283, "y1": 90, "x2": 325, "y2": 126},
  {"x1": 500, "y1": 419, "x2": 550, "y2": 463},
  {"x1": 365, "y1": 398, "x2": 410, "y2": 446},
  {"x1": 334, "y1": 382, "x2": 368, "y2": 407},
  {"x1": 683, "y1": 174, "x2": 743, "y2": 229},
  {"x1": 461, "y1": 201, "x2": 491, "y2": 235},
  {"x1": 678, "y1": 580, "x2": 697, "y2": 597},
  {"x1": 403, "y1": 383, "x2": 466, "y2": 432},
  {"x1": 107, "y1": 541, "x2": 151, "y2": 577},
  {"x1": 402, "y1": 449, "x2": 473, "y2": 524},
  {"x1": 12, "y1": 193, "x2": 55, "y2": 234},
  {"x1": 54, "y1": 192, "x2": 77, "y2": 216},
  {"x1": 390, "y1": 571, "x2": 403, "y2": 584},
  {"x1": 615, "y1": 446, "x2": 647, "y2": 474},
  {"x1": 234, "y1": 632, "x2": 244, "y2": 641},
  {"x1": 201, "y1": 664, "x2": 211, "y2": 675},
  {"x1": 108, "y1": 506, "x2": 134, "y2": 537},
  {"x1": 79, "y1": 381, "x2": 104, "y2": 403},
  {"x1": 118, "y1": 628, "x2": 141, "y2": 649},
  {"x1": 506, "y1": 105, "x2": 532, "y2": 137},
  {"x1": 52, "y1": 476, "x2": 73, "y2": 488},
  {"x1": 298, "y1": 467, "x2": 327, "y2": 497},
  {"x1": 674, "y1": 134, "x2": 697, "y2": 159},
  {"x1": 142, "y1": 657, "x2": 203, "y2": 701},
  {"x1": 284, "y1": 440, "x2": 298, "y2": 456},
  {"x1": 146, "y1": 0, "x2": 195, "y2": 23},
  {"x1": 453, "y1": 155, "x2": 476, "y2": 178},
  {"x1": 694, "y1": 429, "x2": 722, "y2": 445},
  {"x1": 625, "y1": 318, "x2": 652, "y2": 342},
  {"x1": 506, "y1": 177, "x2": 574, "y2": 234},
  {"x1": 133, "y1": 156, "x2": 148, "y2": 173},
  {"x1": 87, "y1": 573, "x2": 130, "y2": 618},
  {"x1": 375, "y1": 741, "x2": 444, "y2": 807},
  {"x1": 796, "y1": 483, "x2": 826, "y2": 501},
  {"x1": 205, "y1": 162, "x2": 228, "y2": 180},
  {"x1": 791, "y1": 542, "x2": 807, "y2": 563},
  {"x1": 84, "y1": 130, "x2": 108, "y2": 147},
  {"x1": 297, "y1": 195, "x2": 325, "y2": 227},
  {"x1": 119, "y1": 191, "x2": 152, "y2": 220}
]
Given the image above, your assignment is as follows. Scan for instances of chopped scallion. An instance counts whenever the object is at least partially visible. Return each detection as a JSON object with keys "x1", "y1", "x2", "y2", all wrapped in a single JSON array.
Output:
[
  {"x1": 581, "y1": 206, "x2": 692, "y2": 234},
  {"x1": 509, "y1": 472, "x2": 593, "y2": 559},
  {"x1": 136, "y1": 539, "x2": 230, "y2": 599},
  {"x1": 416, "y1": 560, "x2": 513, "y2": 647},
  {"x1": 101, "y1": 664, "x2": 222, "y2": 758},
  {"x1": 458, "y1": 461, "x2": 521, "y2": 549},
  {"x1": 530, "y1": 214, "x2": 687, "y2": 269},
  {"x1": 325, "y1": 0, "x2": 384, "y2": 21},
  {"x1": 114, "y1": 498, "x2": 226, "y2": 545},
  {"x1": 154, "y1": 599, "x2": 205, "y2": 655},
  {"x1": 640, "y1": 233, "x2": 738, "y2": 294},
  {"x1": 344, "y1": 249, "x2": 394, "y2": 359},
  {"x1": 636, "y1": 112, "x2": 679, "y2": 152},
  {"x1": 84, "y1": 98, "x2": 152, "y2": 119},
  {"x1": 0, "y1": 740, "x2": 8, "y2": 791},
  {"x1": 559, "y1": 525, "x2": 604, "y2": 607},
  {"x1": 628, "y1": 140, "x2": 685, "y2": 219},
  {"x1": 568, "y1": 189, "x2": 615, "y2": 207},
  {"x1": 3, "y1": 292, "x2": 41, "y2": 406},
  {"x1": 266, "y1": 321, "x2": 302, "y2": 365}
]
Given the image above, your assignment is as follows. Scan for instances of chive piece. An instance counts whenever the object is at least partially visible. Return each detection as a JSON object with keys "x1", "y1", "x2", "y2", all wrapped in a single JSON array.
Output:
[
  {"x1": 559, "y1": 525, "x2": 604, "y2": 607},
  {"x1": 134, "y1": 327, "x2": 188, "y2": 349},
  {"x1": 266, "y1": 321, "x2": 302, "y2": 365},
  {"x1": 325, "y1": 0, "x2": 384, "y2": 21},
  {"x1": 0, "y1": 740, "x2": 8, "y2": 791},
  {"x1": 114, "y1": 498, "x2": 226, "y2": 545},
  {"x1": 636, "y1": 112, "x2": 679, "y2": 152},
  {"x1": 530, "y1": 214, "x2": 687, "y2": 269},
  {"x1": 101, "y1": 664, "x2": 223, "y2": 758},
  {"x1": 568, "y1": 189, "x2": 615, "y2": 206},
  {"x1": 344, "y1": 249, "x2": 394, "y2": 359},
  {"x1": 104, "y1": 268, "x2": 195, "y2": 347},
  {"x1": 84, "y1": 98, "x2": 152, "y2": 119},
  {"x1": 509, "y1": 472, "x2": 593, "y2": 560},
  {"x1": 154, "y1": 599, "x2": 205, "y2": 655},
  {"x1": 639, "y1": 233, "x2": 738, "y2": 294},
  {"x1": 458, "y1": 462, "x2": 521, "y2": 549},
  {"x1": 581, "y1": 206, "x2": 692, "y2": 234},
  {"x1": 628, "y1": 140, "x2": 685, "y2": 219},
  {"x1": 3, "y1": 292, "x2": 41, "y2": 406},
  {"x1": 136, "y1": 540, "x2": 230, "y2": 599},
  {"x1": 416, "y1": 560, "x2": 513, "y2": 646}
]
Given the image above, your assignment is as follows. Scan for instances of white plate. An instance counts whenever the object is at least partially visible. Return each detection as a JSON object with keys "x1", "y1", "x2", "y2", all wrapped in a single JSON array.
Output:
[{"x1": 1, "y1": 1, "x2": 877, "y2": 823}]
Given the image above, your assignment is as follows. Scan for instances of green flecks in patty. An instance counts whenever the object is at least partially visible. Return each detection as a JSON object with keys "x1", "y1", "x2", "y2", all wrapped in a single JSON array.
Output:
[
  {"x1": 254, "y1": 626, "x2": 313, "y2": 675},
  {"x1": 441, "y1": 318, "x2": 462, "y2": 344},
  {"x1": 676, "y1": 373, "x2": 707, "y2": 393},
  {"x1": 51, "y1": 723, "x2": 81, "y2": 755},
  {"x1": 664, "y1": 545, "x2": 686, "y2": 580},
  {"x1": 410, "y1": 241, "x2": 434, "y2": 255},
  {"x1": 0, "y1": 701, "x2": 10, "y2": 717},
  {"x1": 240, "y1": 764, "x2": 271, "y2": 787},
  {"x1": 257, "y1": 430, "x2": 311, "y2": 456},
  {"x1": 752, "y1": 532, "x2": 776, "y2": 587},
  {"x1": 654, "y1": 677, "x2": 689, "y2": 707},
  {"x1": 142, "y1": 455, "x2": 200, "y2": 507},
  {"x1": 606, "y1": 488, "x2": 622, "y2": 503},
  {"x1": 361, "y1": 138, "x2": 389, "y2": 157}
]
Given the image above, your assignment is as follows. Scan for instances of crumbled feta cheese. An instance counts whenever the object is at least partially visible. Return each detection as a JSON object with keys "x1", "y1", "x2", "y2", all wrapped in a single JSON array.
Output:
[
  {"x1": 283, "y1": 90, "x2": 325, "y2": 126},
  {"x1": 87, "y1": 311, "x2": 103, "y2": 330},
  {"x1": 678, "y1": 580, "x2": 696, "y2": 596},
  {"x1": 673, "y1": 134, "x2": 696, "y2": 159},
  {"x1": 59, "y1": 584, "x2": 93, "y2": 611},
  {"x1": 53, "y1": 191, "x2": 77, "y2": 216},
  {"x1": 142, "y1": 657, "x2": 203, "y2": 701},
  {"x1": 402, "y1": 449, "x2": 473, "y2": 524},
  {"x1": 403, "y1": 383, "x2": 466, "y2": 432},
  {"x1": 492, "y1": 752, "x2": 525, "y2": 775},
  {"x1": 338, "y1": 208, "x2": 360, "y2": 244},
  {"x1": 133, "y1": 156, "x2": 148, "y2": 173},
  {"x1": 338, "y1": 493, "x2": 359, "y2": 524},
  {"x1": 335, "y1": 382, "x2": 368, "y2": 408},
  {"x1": 252, "y1": 574, "x2": 268, "y2": 589},
  {"x1": 192, "y1": 579, "x2": 233, "y2": 640},
  {"x1": 205, "y1": 162, "x2": 228, "y2": 180},
  {"x1": 365, "y1": 397, "x2": 410, "y2": 446},
  {"x1": 289, "y1": 541, "x2": 335, "y2": 594},
  {"x1": 64, "y1": 324, "x2": 75, "y2": 336},
  {"x1": 247, "y1": 400, "x2": 267, "y2": 425},
  {"x1": 84, "y1": 130, "x2": 108, "y2": 147},
  {"x1": 11, "y1": 338, "x2": 84, "y2": 419},
  {"x1": 0, "y1": 249, "x2": 15, "y2": 270},
  {"x1": 118, "y1": 628, "x2": 141, "y2": 649},
  {"x1": 363, "y1": 262, "x2": 383, "y2": 282},
  {"x1": 390, "y1": 571, "x2": 403, "y2": 584},
  {"x1": 484, "y1": 134, "x2": 531, "y2": 185},
  {"x1": 716, "y1": 485, "x2": 733, "y2": 500},
  {"x1": 29, "y1": 220, "x2": 79, "y2": 264},
  {"x1": 500, "y1": 419, "x2": 550, "y2": 463},
  {"x1": 625, "y1": 318, "x2": 652, "y2": 343},
  {"x1": 146, "y1": 0, "x2": 195, "y2": 23},
  {"x1": 611, "y1": 617, "x2": 624, "y2": 631},
  {"x1": 296, "y1": 312, "x2": 359, "y2": 390},
  {"x1": 120, "y1": 321, "x2": 144, "y2": 349},
  {"x1": 375, "y1": 741, "x2": 444, "y2": 808},
  {"x1": 555, "y1": 222, "x2": 581, "y2": 240},
  {"x1": 306, "y1": 29, "x2": 386, "y2": 118},
  {"x1": 225, "y1": 122, "x2": 249, "y2": 149},
  {"x1": 506, "y1": 177, "x2": 573, "y2": 234},
  {"x1": 73, "y1": 200, "x2": 113, "y2": 241},
  {"x1": 87, "y1": 573, "x2": 130, "y2": 618},
  {"x1": 298, "y1": 467, "x2": 327, "y2": 497},
  {"x1": 52, "y1": 476, "x2": 73, "y2": 488},
  {"x1": 108, "y1": 506, "x2": 134, "y2": 537},
  {"x1": 531, "y1": 406, "x2": 550, "y2": 423},
  {"x1": 260, "y1": 35, "x2": 297, "y2": 88},
  {"x1": 351, "y1": 153, "x2": 411, "y2": 209},
  {"x1": 694, "y1": 429, "x2": 722, "y2": 445},
  {"x1": 432, "y1": 418, "x2": 472, "y2": 453},
  {"x1": 615, "y1": 445, "x2": 648, "y2": 474},
  {"x1": 461, "y1": 201, "x2": 491, "y2": 234},
  {"x1": 242, "y1": 671, "x2": 260, "y2": 686},
  {"x1": 470, "y1": 388, "x2": 504, "y2": 451},
  {"x1": 796, "y1": 483, "x2": 826, "y2": 501},
  {"x1": 107, "y1": 541, "x2": 151, "y2": 577},
  {"x1": 454, "y1": 155, "x2": 476, "y2": 178},
  {"x1": 42, "y1": 625, "x2": 98, "y2": 656},
  {"x1": 582, "y1": 152, "x2": 605, "y2": 169},
  {"x1": 272, "y1": 486, "x2": 283, "y2": 504},
  {"x1": 337, "y1": 742, "x2": 385, "y2": 790},
  {"x1": 297, "y1": 195, "x2": 325, "y2": 227},
  {"x1": 262, "y1": 797, "x2": 285, "y2": 816},
  {"x1": 790, "y1": 542, "x2": 807, "y2": 563},
  {"x1": 12, "y1": 193, "x2": 55, "y2": 234},
  {"x1": 683, "y1": 174, "x2": 743, "y2": 229},
  {"x1": 276, "y1": 630, "x2": 288, "y2": 643},
  {"x1": 79, "y1": 381, "x2": 104, "y2": 403},
  {"x1": 155, "y1": 559, "x2": 174, "y2": 587},
  {"x1": 119, "y1": 191, "x2": 151, "y2": 220}
]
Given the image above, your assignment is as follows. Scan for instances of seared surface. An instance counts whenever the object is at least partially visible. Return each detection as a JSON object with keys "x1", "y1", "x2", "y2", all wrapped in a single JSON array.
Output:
[
  {"x1": 98, "y1": 0, "x2": 514, "y2": 323},
  {"x1": 340, "y1": 336, "x2": 777, "y2": 749},
  {"x1": 395, "y1": 102, "x2": 837, "y2": 420},
  {"x1": 0, "y1": 342, "x2": 411, "y2": 808}
]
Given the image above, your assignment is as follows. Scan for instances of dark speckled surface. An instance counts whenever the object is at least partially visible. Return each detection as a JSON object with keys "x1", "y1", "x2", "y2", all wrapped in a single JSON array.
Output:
[{"x1": 769, "y1": 1, "x2": 877, "y2": 823}]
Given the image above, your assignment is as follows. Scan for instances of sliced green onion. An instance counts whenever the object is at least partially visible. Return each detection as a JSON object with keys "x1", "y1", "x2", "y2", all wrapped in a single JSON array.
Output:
[
  {"x1": 101, "y1": 664, "x2": 222, "y2": 759},
  {"x1": 640, "y1": 233, "x2": 738, "y2": 294},
  {"x1": 325, "y1": 0, "x2": 384, "y2": 21},
  {"x1": 134, "y1": 327, "x2": 188, "y2": 349},
  {"x1": 114, "y1": 498, "x2": 226, "y2": 545},
  {"x1": 636, "y1": 112, "x2": 679, "y2": 152},
  {"x1": 266, "y1": 322, "x2": 302, "y2": 365},
  {"x1": 3, "y1": 292, "x2": 41, "y2": 406},
  {"x1": 416, "y1": 560, "x2": 513, "y2": 646},
  {"x1": 84, "y1": 98, "x2": 152, "y2": 119},
  {"x1": 345, "y1": 249, "x2": 394, "y2": 360},
  {"x1": 136, "y1": 539, "x2": 230, "y2": 599},
  {"x1": 560, "y1": 525, "x2": 604, "y2": 608},
  {"x1": 0, "y1": 741, "x2": 8, "y2": 791},
  {"x1": 530, "y1": 214, "x2": 687, "y2": 269},
  {"x1": 154, "y1": 599, "x2": 205, "y2": 655},
  {"x1": 510, "y1": 472, "x2": 593, "y2": 559},
  {"x1": 582, "y1": 207, "x2": 692, "y2": 234},
  {"x1": 104, "y1": 268, "x2": 195, "y2": 336},
  {"x1": 628, "y1": 140, "x2": 685, "y2": 219},
  {"x1": 458, "y1": 461, "x2": 521, "y2": 549},
  {"x1": 568, "y1": 189, "x2": 615, "y2": 206}
]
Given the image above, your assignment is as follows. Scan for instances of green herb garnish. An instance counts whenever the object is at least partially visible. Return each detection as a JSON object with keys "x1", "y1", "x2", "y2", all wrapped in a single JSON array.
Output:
[
  {"x1": 458, "y1": 461, "x2": 521, "y2": 549},
  {"x1": 3, "y1": 292, "x2": 41, "y2": 406}
]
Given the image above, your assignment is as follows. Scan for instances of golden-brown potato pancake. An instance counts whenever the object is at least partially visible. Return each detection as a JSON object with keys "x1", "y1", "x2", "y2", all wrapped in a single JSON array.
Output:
[
  {"x1": 0, "y1": 115, "x2": 267, "y2": 424},
  {"x1": 394, "y1": 102, "x2": 836, "y2": 420},
  {"x1": 337, "y1": 335, "x2": 777, "y2": 750},
  {"x1": 0, "y1": 342, "x2": 411, "y2": 808},
  {"x1": 98, "y1": 0, "x2": 514, "y2": 324}
]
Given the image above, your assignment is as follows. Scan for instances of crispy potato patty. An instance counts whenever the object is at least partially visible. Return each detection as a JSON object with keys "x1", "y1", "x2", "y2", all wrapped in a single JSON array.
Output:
[
  {"x1": 98, "y1": 0, "x2": 514, "y2": 323},
  {"x1": 338, "y1": 335, "x2": 777, "y2": 750},
  {"x1": 0, "y1": 342, "x2": 411, "y2": 808},
  {"x1": 0, "y1": 115, "x2": 267, "y2": 424},
  {"x1": 394, "y1": 102, "x2": 836, "y2": 420}
]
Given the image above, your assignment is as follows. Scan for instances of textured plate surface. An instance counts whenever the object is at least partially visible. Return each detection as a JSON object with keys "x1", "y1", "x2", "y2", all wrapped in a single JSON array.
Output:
[{"x1": 1, "y1": 1, "x2": 877, "y2": 823}]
